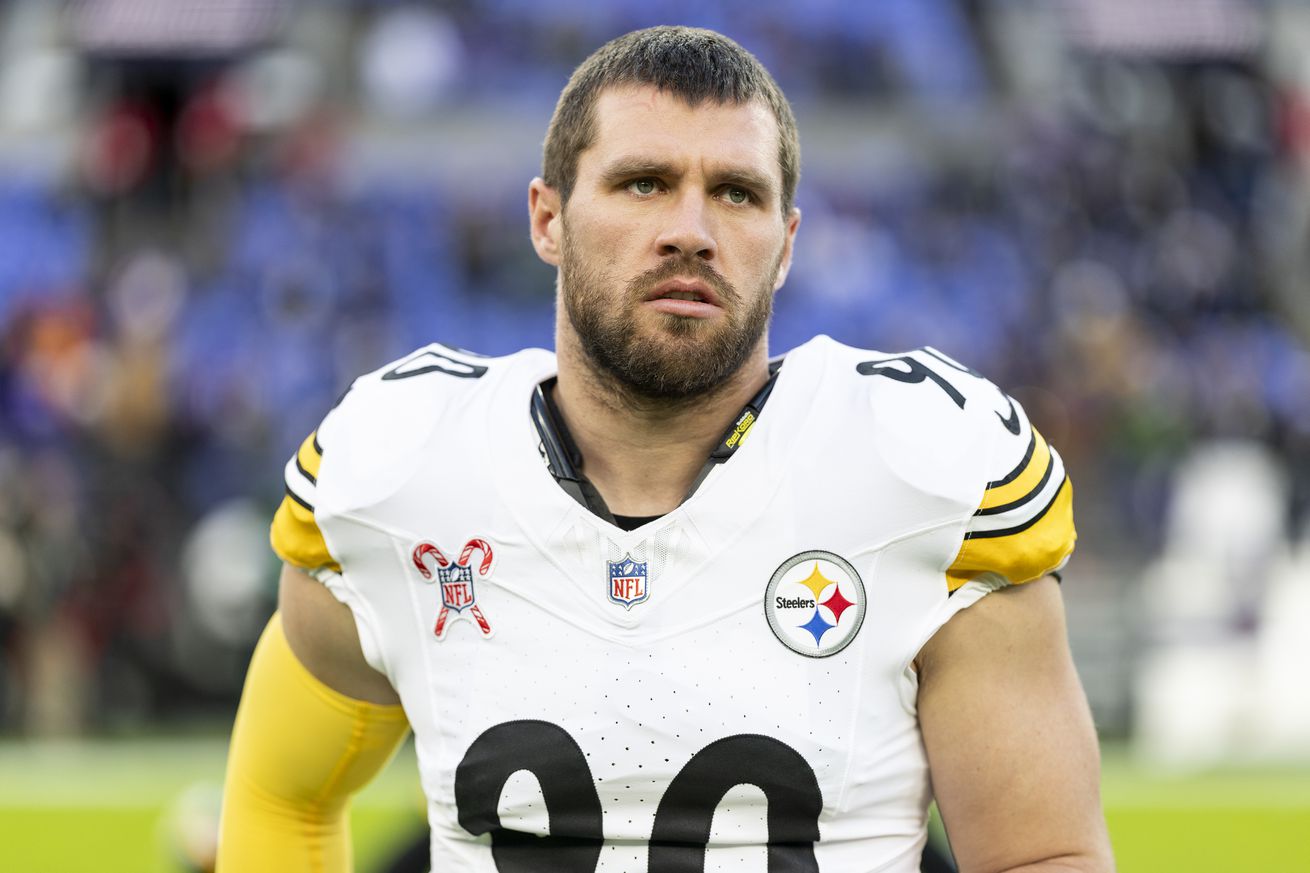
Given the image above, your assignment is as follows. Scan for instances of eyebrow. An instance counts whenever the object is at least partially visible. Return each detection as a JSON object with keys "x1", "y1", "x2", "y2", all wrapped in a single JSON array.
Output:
[
  {"x1": 598, "y1": 157, "x2": 778, "y2": 201},
  {"x1": 714, "y1": 169, "x2": 777, "y2": 200}
]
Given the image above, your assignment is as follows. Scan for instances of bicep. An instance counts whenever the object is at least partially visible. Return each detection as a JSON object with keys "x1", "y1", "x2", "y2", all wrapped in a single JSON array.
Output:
[
  {"x1": 278, "y1": 562, "x2": 400, "y2": 705},
  {"x1": 917, "y1": 577, "x2": 1113, "y2": 873}
]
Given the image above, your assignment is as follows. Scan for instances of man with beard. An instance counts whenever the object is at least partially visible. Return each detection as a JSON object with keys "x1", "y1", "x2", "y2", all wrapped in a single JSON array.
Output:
[{"x1": 218, "y1": 26, "x2": 1113, "y2": 873}]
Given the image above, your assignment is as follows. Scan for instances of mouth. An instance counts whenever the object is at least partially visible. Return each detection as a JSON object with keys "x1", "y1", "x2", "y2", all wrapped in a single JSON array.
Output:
[{"x1": 644, "y1": 279, "x2": 722, "y2": 311}]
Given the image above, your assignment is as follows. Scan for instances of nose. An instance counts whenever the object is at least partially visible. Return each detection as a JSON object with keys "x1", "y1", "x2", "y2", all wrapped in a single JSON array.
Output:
[{"x1": 653, "y1": 191, "x2": 716, "y2": 261}]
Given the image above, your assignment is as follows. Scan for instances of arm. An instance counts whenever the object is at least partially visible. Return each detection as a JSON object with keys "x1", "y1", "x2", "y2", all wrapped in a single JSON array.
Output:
[
  {"x1": 216, "y1": 564, "x2": 409, "y2": 872},
  {"x1": 917, "y1": 577, "x2": 1114, "y2": 873},
  {"x1": 278, "y1": 562, "x2": 402, "y2": 705}
]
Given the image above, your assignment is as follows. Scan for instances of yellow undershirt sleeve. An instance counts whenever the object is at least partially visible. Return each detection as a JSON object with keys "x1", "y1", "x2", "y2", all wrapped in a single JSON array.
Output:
[{"x1": 216, "y1": 613, "x2": 410, "y2": 873}]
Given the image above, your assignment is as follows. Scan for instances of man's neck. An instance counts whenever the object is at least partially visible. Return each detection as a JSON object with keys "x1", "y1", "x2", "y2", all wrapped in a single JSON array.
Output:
[{"x1": 551, "y1": 337, "x2": 771, "y2": 518}]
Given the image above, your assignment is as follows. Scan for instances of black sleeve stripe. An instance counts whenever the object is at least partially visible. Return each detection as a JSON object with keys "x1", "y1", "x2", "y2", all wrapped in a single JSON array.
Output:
[
  {"x1": 312, "y1": 433, "x2": 323, "y2": 455},
  {"x1": 295, "y1": 454, "x2": 318, "y2": 486},
  {"x1": 985, "y1": 429, "x2": 1036, "y2": 490},
  {"x1": 965, "y1": 475, "x2": 1067, "y2": 540},
  {"x1": 975, "y1": 449, "x2": 1054, "y2": 517},
  {"x1": 286, "y1": 487, "x2": 315, "y2": 513}
]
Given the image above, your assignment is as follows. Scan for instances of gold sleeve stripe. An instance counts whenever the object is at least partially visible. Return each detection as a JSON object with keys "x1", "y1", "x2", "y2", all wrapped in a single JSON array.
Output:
[
  {"x1": 946, "y1": 476, "x2": 1075, "y2": 592},
  {"x1": 976, "y1": 444, "x2": 1054, "y2": 517},
  {"x1": 979, "y1": 429, "x2": 1049, "y2": 511},
  {"x1": 269, "y1": 492, "x2": 340, "y2": 573},
  {"x1": 970, "y1": 472, "x2": 1067, "y2": 540},
  {"x1": 285, "y1": 487, "x2": 313, "y2": 512},
  {"x1": 295, "y1": 430, "x2": 323, "y2": 484},
  {"x1": 985, "y1": 429, "x2": 1035, "y2": 489}
]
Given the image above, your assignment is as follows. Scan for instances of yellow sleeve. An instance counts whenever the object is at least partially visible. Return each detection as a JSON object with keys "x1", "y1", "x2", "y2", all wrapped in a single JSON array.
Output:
[
  {"x1": 946, "y1": 427, "x2": 1076, "y2": 592},
  {"x1": 270, "y1": 430, "x2": 341, "y2": 573},
  {"x1": 217, "y1": 613, "x2": 410, "y2": 873}
]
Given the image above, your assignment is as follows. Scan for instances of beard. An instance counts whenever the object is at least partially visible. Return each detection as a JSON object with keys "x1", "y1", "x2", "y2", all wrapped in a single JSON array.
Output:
[{"x1": 560, "y1": 231, "x2": 778, "y2": 403}]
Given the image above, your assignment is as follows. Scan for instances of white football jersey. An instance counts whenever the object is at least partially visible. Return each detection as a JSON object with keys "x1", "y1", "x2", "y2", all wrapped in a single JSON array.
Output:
[{"x1": 270, "y1": 335, "x2": 1075, "y2": 873}]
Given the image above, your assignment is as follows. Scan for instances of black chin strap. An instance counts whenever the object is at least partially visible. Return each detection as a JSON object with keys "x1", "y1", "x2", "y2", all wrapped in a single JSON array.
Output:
[{"x1": 530, "y1": 362, "x2": 782, "y2": 525}]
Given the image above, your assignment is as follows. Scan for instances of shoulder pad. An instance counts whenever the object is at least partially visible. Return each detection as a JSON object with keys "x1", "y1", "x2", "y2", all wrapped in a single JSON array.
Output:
[
  {"x1": 842, "y1": 345, "x2": 1075, "y2": 590},
  {"x1": 820, "y1": 343, "x2": 1030, "y2": 500},
  {"x1": 832, "y1": 342, "x2": 1075, "y2": 587},
  {"x1": 851, "y1": 346, "x2": 1031, "y2": 458},
  {"x1": 317, "y1": 343, "x2": 549, "y2": 513}
]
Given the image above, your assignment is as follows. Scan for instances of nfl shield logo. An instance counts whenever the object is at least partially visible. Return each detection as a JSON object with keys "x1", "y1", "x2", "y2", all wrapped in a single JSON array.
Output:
[
  {"x1": 608, "y1": 554, "x2": 649, "y2": 609},
  {"x1": 410, "y1": 538, "x2": 494, "y2": 640},
  {"x1": 439, "y1": 564, "x2": 475, "y2": 612}
]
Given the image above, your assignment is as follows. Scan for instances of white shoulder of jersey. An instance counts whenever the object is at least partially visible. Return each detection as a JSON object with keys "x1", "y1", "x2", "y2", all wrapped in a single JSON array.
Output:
[
  {"x1": 804, "y1": 336, "x2": 1075, "y2": 590},
  {"x1": 269, "y1": 343, "x2": 555, "y2": 573}
]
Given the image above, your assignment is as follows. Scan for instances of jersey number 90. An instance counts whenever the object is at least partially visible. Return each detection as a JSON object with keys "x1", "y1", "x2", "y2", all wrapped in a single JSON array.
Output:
[{"x1": 455, "y1": 720, "x2": 823, "y2": 872}]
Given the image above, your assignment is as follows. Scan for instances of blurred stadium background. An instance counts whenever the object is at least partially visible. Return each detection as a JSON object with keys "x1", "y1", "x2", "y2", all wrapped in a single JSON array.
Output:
[{"x1": 0, "y1": 0, "x2": 1308, "y2": 870}]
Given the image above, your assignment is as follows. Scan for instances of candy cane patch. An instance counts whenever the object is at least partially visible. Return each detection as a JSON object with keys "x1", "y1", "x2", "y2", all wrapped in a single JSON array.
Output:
[{"x1": 411, "y1": 538, "x2": 496, "y2": 640}]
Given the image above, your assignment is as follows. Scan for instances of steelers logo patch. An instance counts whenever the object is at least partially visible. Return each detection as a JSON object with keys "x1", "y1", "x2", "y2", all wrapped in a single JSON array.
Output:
[{"x1": 765, "y1": 550, "x2": 866, "y2": 658}]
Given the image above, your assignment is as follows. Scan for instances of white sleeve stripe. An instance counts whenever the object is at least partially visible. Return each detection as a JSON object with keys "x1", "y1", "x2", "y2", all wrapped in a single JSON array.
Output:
[
  {"x1": 285, "y1": 487, "x2": 315, "y2": 512},
  {"x1": 976, "y1": 446, "x2": 1054, "y2": 517},
  {"x1": 967, "y1": 447, "x2": 1066, "y2": 535},
  {"x1": 294, "y1": 452, "x2": 317, "y2": 485},
  {"x1": 966, "y1": 475, "x2": 1067, "y2": 540},
  {"x1": 284, "y1": 456, "x2": 318, "y2": 506}
]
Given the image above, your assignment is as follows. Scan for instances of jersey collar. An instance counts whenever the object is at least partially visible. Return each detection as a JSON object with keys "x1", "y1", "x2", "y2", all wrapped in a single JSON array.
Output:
[{"x1": 529, "y1": 362, "x2": 782, "y2": 525}]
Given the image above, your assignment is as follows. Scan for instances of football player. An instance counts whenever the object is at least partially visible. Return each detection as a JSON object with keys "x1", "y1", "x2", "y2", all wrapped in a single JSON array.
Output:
[{"x1": 218, "y1": 26, "x2": 1113, "y2": 873}]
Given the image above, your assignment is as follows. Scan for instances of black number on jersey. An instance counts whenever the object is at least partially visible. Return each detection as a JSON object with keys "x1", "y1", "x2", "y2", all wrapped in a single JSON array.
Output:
[
  {"x1": 857, "y1": 354, "x2": 965, "y2": 408},
  {"x1": 857, "y1": 348, "x2": 1021, "y2": 434},
  {"x1": 454, "y1": 720, "x2": 823, "y2": 872},
  {"x1": 649, "y1": 734, "x2": 821, "y2": 873},
  {"x1": 455, "y1": 720, "x2": 604, "y2": 873},
  {"x1": 382, "y1": 348, "x2": 488, "y2": 380}
]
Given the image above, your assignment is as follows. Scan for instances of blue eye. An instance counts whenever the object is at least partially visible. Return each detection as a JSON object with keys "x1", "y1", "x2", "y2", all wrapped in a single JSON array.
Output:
[
  {"x1": 630, "y1": 179, "x2": 657, "y2": 195},
  {"x1": 725, "y1": 187, "x2": 751, "y2": 205}
]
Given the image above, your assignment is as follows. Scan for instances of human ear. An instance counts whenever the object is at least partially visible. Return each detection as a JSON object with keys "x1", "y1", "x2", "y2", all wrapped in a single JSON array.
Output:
[
  {"x1": 529, "y1": 178, "x2": 563, "y2": 267},
  {"x1": 773, "y1": 207, "x2": 802, "y2": 290}
]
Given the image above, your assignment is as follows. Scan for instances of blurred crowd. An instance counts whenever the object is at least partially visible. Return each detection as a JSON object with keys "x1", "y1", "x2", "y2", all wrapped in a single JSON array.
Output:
[{"x1": 0, "y1": 0, "x2": 1308, "y2": 744}]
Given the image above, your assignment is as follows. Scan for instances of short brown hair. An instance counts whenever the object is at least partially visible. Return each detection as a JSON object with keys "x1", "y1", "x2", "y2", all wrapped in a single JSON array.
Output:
[{"x1": 543, "y1": 26, "x2": 800, "y2": 216}]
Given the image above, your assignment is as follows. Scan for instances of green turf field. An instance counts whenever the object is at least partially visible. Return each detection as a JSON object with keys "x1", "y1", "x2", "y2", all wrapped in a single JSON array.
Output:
[
  {"x1": 1, "y1": 738, "x2": 1307, "y2": 872},
  {"x1": 0, "y1": 737, "x2": 422, "y2": 873}
]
